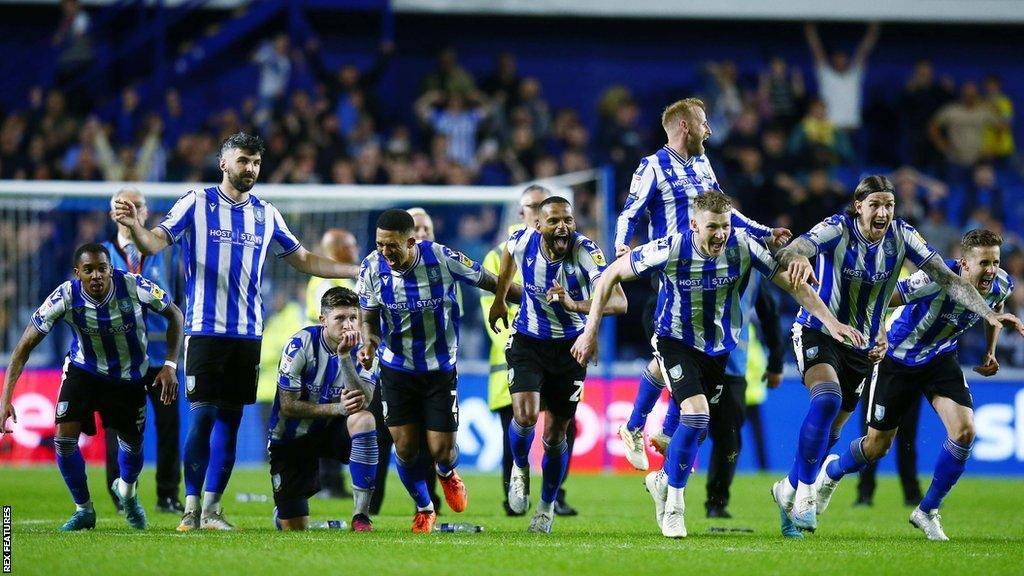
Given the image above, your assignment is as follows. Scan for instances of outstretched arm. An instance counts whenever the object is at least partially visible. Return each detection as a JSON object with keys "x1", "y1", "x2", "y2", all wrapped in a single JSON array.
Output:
[
  {"x1": 477, "y1": 267, "x2": 522, "y2": 304},
  {"x1": 920, "y1": 258, "x2": 1024, "y2": 333},
  {"x1": 1, "y1": 325, "x2": 47, "y2": 433},
  {"x1": 113, "y1": 198, "x2": 171, "y2": 255},
  {"x1": 775, "y1": 236, "x2": 819, "y2": 287},
  {"x1": 284, "y1": 247, "x2": 360, "y2": 279},
  {"x1": 804, "y1": 22, "x2": 827, "y2": 66},
  {"x1": 358, "y1": 308, "x2": 382, "y2": 370},
  {"x1": 853, "y1": 22, "x2": 881, "y2": 68}
]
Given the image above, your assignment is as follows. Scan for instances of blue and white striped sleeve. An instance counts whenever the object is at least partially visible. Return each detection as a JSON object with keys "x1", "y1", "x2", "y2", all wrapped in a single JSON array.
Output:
[
  {"x1": 157, "y1": 191, "x2": 196, "y2": 243},
  {"x1": 278, "y1": 333, "x2": 309, "y2": 391},
  {"x1": 31, "y1": 283, "x2": 69, "y2": 334},
  {"x1": 615, "y1": 158, "x2": 657, "y2": 247},
  {"x1": 900, "y1": 221, "x2": 937, "y2": 268},
  {"x1": 629, "y1": 235, "x2": 675, "y2": 278},
  {"x1": 577, "y1": 237, "x2": 609, "y2": 283},
  {"x1": 357, "y1": 257, "x2": 380, "y2": 310},
  {"x1": 742, "y1": 233, "x2": 779, "y2": 279},
  {"x1": 442, "y1": 245, "x2": 484, "y2": 285},
  {"x1": 271, "y1": 208, "x2": 302, "y2": 258},
  {"x1": 730, "y1": 208, "x2": 772, "y2": 240},
  {"x1": 897, "y1": 269, "x2": 939, "y2": 305},
  {"x1": 130, "y1": 273, "x2": 171, "y2": 312},
  {"x1": 801, "y1": 215, "x2": 845, "y2": 255}
]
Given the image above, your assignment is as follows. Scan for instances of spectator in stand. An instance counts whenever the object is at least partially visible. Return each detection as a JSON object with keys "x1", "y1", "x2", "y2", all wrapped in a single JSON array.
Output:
[
  {"x1": 721, "y1": 107, "x2": 762, "y2": 175},
  {"x1": 929, "y1": 81, "x2": 1001, "y2": 183},
  {"x1": 702, "y1": 61, "x2": 744, "y2": 146},
  {"x1": 804, "y1": 22, "x2": 880, "y2": 143},
  {"x1": 966, "y1": 164, "x2": 1004, "y2": 223},
  {"x1": 758, "y1": 56, "x2": 806, "y2": 128},
  {"x1": 415, "y1": 90, "x2": 491, "y2": 168},
  {"x1": 52, "y1": 0, "x2": 94, "y2": 92},
  {"x1": 981, "y1": 75, "x2": 1015, "y2": 167},
  {"x1": 788, "y1": 98, "x2": 853, "y2": 169},
  {"x1": 917, "y1": 207, "x2": 960, "y2": 257},
  {"x1": 482, "y1": 52, "x2": 522, "y2": 120},
  {"x1": 252, "y1": 34, "x2": 293, "y2": 128},
  {"x1": 92, "y1": 115, "x2": 163, "y2": 182},
  {"x1": 421, "y1": 47, "x2": 477, "y2": 96},
  {"x1": 898, "y1": 60, "x2": 956, "y2": 170},
  {"x1": 307, "y1": 39, "x2": 395, "y2": 136},
  {"x1": 786, "y1": 168, "x2": 846, "y2": 233}
]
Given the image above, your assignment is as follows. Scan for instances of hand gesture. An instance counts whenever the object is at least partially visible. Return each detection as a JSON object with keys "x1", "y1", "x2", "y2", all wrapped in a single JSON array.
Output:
[
  {"x1": 152, "y1": 366, "x2": 179, "y2": 405},
  {"x1": 973, "y1": 352, "x2": 1000, "y2": 377},
  {"x1": 570, "y1": 329, "x2": 599, "y2": 367},
  {"x1": 341, "y1": 388, "x2": 367, "y2": 415},
  {"x1": 787, "y1": 256, "x2": 818, "y2": 288},
  {"x1": 991, "y1": 312, "x2": 1024, "y2": 336},
  {"x1": 335, "y1": 330, "x2": 361, "y2": 355},
  {"x1": 828, "y1": 321, "x2": 867, "y2": 349},
  {"x1": 488, "y1": 299, "x2": 509, "y2": 333},
  {"x1": 546, "y1": 280, "x2": 577, "y2": 312},
  {"x1": 0, "y1": 402, "x2": 16, "y2": 434},
  {"x1": 615, "y1": 244, "x2": 630, "y2": 258},
  {"x1": 867, "y1": 332, "x2": 888, "y2": 364},
  {"x1": 112, "y1": 197, "x2": 142, "y2": 229},
  {"x1": 357, "y1": 340, "x2": 377, "y2": 370}
]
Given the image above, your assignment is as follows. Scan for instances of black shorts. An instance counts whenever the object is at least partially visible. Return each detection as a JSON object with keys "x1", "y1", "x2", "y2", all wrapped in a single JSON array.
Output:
[
  {"x1": 652, "y1": 335, "x2": 729, "y2": 404},
  {"x1": 506, "y1": 332, "x2": 587, "y2": 419},
  {"x1": 55, "y1": 361, "x2": 147, "y2": 437},
  {"x1": 379, "y1": 365, "x2": 459, "y2": 432},
  {"x1": 867, "y1": 353, "x2": 973, "y2": 431},
  {"x1": 184, "y1": 336, "x2": 261, "y2": 405},
  {"x1": 268, "y1": 419, "x2": 351, "y2": 506},
  {"x1": 793, "y1": 325, "x2": 872, "y2": 412}
]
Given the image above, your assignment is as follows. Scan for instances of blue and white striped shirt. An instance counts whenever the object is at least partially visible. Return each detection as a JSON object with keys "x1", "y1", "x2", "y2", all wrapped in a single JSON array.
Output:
[
  {"x1": 794, "y1": 214, "x2": 937, "y2": 351},
  {"x1": 268, "y1": 325, "x2": 377, "y2": 445},
  {"x1": 615, "y1": 146, "x2": 772, "y2": 246},
  {"x1": 507, "y1": 227, "x2": 607, "y2": 340},
  {"x1": 888, "y1": 259, "x2": 1013, "y2": 366},
  {"x1": 33, "y1": 269, "x2": 172, "y2": 381},
  {"x1": 629, "y1": 230, "x2": 778, "y2": 355},
  {"x1": 357, "y1": 241, "x2": 483, "y2": 373},
  {"x1": 158, "y1": 186, "x2": 301, "y2": 339}
]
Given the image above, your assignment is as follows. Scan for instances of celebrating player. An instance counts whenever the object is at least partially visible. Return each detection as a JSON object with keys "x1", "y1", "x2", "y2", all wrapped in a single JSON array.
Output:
[
  {"x1": 771, "y1": 175, "x2": 1024, "y2": 538},
  {"x1": 268, "y1": 287, "x2": 378, "y2": 532},
  {"x1": 357, "y1": 209, "x2": 521, "y2": 532},
  {"x1": 488, "y1": 196, "x2": 627, "y2": 533},
  {"x1": 573, "y1": 192, "x2": 861, "y2": 538},
  {"x1": 813, "y1": 229, "x2": 1024, "y2": 540},
  {"x1": 613, "y1": 97, "x2": 790, "y2": 471},
  {"x1": 0, "y1": 244, "x2": 183, "y2": 531},
  {"x1": 113, "y1": 132, "x2": 359, "y2": 531}
]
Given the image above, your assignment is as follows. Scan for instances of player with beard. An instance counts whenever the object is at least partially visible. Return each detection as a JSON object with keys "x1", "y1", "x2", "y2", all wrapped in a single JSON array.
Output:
[
  {"x1": 813, "y1": 229, "x2": 1023, "y2": 540},
  {"x1": 488, "y1": 197, "x2": 627, "y2": 533},
  {"x1": 573, "y1": 192, "x2": 862, "y2": 538},
  {"x1": 613, "y1": 98, "x2": 791, "y2": 471},
  {"x1": 771, "y1": 175, "x2": 1024, "y2": 538},
  {"x1": 114, "y1": 133, "x2": 360, "y2": 531}
]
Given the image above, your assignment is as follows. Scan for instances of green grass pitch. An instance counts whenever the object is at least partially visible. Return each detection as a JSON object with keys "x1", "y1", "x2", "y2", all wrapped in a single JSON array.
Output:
[{"x1": 2, "y1": 466, "x2": 1021, "y2": 575}]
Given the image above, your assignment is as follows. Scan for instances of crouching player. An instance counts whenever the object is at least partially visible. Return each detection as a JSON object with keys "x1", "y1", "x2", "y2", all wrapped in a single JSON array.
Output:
[
  {"x1": 268, "y1": 287, "x2": 378, "y2": 531},
  {"x1": 0, "y1": 243, "x2": 183, "y2": 531},
  {"x1": 813, "y1": 229, "x2": 1024, "y2": 540},
  {"x1": 488, "y1": 196, "x2": 627, "y2": 533},
  {"x1": 572, "y1": 192, "x2": 864, "y2": 538}
]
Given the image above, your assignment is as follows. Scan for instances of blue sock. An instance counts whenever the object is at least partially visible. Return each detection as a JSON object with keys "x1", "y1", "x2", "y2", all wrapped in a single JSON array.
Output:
[
  {"x1": 183, "y1": 404, "x2": 217, "y2": 496},
  {"x1": 826, "y1": 437, "x2": 870, "y2": 480},
  {"x1": 665, "y1": 413, "x2": 710, "y2": 489},
  {"x1": 919, "y1": 438, "x2": 971, "y2": 512},
  {"x1": 117, "y1": 437, "x2": 144, "y2": 484},
  {"x1": 205, "y1": 407, "x2": 242, "y2": 494},
  {"x1": 349, "y1": 431, "x2": 378, "y2": 490},
  {"x1": 662, "y1": 400, "x2": 681, "y2": 437},
  {"x1": 435, "y1": 447, "x2": 459, "y2": 478},
  {"x1": 509, "y1": 419, "x2": 535, "y2": 469},
  {"x1": 396, "y1": 454, "x2": 432, "y2": 509},
  {"x1": 789, "y1": 382, "x2": 842, "y2": 486},
  {"x1": 55, "y1": 436, "x2": 90, "y2": 505},
  {"x1": 827, "y1": 430, "x2": 841, "y2": 452},
  {"x1": 540, "y1": 439, "x2": 570, "y2": 504},
  {"x1": 627, "y1": 370, "x2": 664, "y2": 431}
]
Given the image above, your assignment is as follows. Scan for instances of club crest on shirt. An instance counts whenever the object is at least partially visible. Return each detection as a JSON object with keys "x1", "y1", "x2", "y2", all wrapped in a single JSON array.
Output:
[
  {"x1": 874, "y1": 404, "x2": 886, "y2": 421},
  {"x1": 669, "y1": 365, "x2": 683, "y2": 381},
  {"x1": 564, "y1": 262, "x2": 576, "y2": 275},
  {"x1": 726, "y1": 245, "x2": 740, "y2": 265},
  {"x1": 883, "y1": 237, "x2": 896, "y2": 256},
  {"x1": 427, "y1": 266, "x2": 442, "y2": 283},
  {"x1": 55, "y1": 401, "x2": 68, "y2": 417},
  {"x1": 254, "y1": 205, "x2": 266, "y2": 224},
  {"x1": 186, "y1": 376, "x2": 196, "y2": 393},
  {"x1": 119, "y1": 300, "x2": 133, "y2": 313},
  {"x1": 272, "y1": 473, "x2": 282, "y2": 492},
  {"x1": 73, "y1": 306, "x2": 86, "y2": 314},
  {"x1": 806, "y1": 346, "x2": 819, "y2": 360}
]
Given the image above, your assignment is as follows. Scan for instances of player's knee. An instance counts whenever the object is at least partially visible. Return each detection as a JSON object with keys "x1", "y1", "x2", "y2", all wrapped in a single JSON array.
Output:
[
  {"x1": 513, "y1": 411, "x2": 539, "y2": 429},
  {"x1": 394, "y1": 444, "x2": 419, "y2": 462},
  {"x1": 347, "y1": 411, "x2": 375, "y2": 435},
  {"x1": 542, "y1": 430, "x2": 566, "y2": 447},
  {"x1": 951, "y1": 422, "x2": 975, "y2": 446}
]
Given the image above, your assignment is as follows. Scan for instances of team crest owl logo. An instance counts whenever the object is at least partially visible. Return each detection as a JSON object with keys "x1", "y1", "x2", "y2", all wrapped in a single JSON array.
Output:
[
  {"x1": 726, "y1": 245, "x2": 740, "y2": 264},
  {"x1": 272, "y1": 473, "x2": 282, "y2": 492},
  {"x1": 874, "y1": 404, "x2": 886, "y2": 421},
  {"x1": 253, "y1": 206, "x2": 266, "y2": 224},
  {"x1": 56, "y1": 402, "x2": 69, "y2": 417},
  {"x1": 564, "y1": 263, "x2": 576, "y2": 275},
  {"x1": 883, "y1": 238, "x2": 896, "y2": 256},
  {"x1": 806, "y1": 346, "x2": 819, "y2": 360},
  {"x1": 669, "y1": 365, "x2": 683, "y2": 381},
  {"x1": 119, "y1": 300, "x2": 133, "y2": 313},
  {"x1": 186, "y1": 376, "x2": 196, "y2": 393},
  {"x1": 427, "y1": 267, "x2": 441, "y2": 283}
]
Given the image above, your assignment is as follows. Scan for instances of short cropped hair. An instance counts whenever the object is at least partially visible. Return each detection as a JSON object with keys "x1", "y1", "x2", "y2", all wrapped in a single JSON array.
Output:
[
  {"x1": 846, "y1": 175, "x2": 895, "y2": 216},
  {"x1": 73, "y1": 243, "x2": 110, "y2": 266},
  {"x1": 962, "y1": 229, "x2": 1003, "y2": 252},
  {"x1": 377, "y1": 209, "x2": 415, "y2": 234},
  {"x1": 693, "y1": 191, "x2": 733, "y2": 214},
  {"x1": 321, "y1": 286, "x2": 359, "y2": 313},
  {"x1": 522, "y1": 184, "x2": 552, "y2": 198},
  {"x1": 661, "y1": 98, "x2": 706, "y2": 134},
  {"x1": 220, "y1": 132, "x2": 266, "y2": 158},
  {"x1": 538, "y1": 196, "x2": 570, "y2": 211}
]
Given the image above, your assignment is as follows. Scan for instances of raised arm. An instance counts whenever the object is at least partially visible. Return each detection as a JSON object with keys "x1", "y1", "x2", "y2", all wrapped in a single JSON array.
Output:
[
  {"x1": 853, "y1": 22, "x2": 881, "y2": 68},
  {"x1": 920, "y1": 257, "x2": 1024, "y2": 333},
  {"x1": 804, "y1": 23, "x2": 827, "y2": 66},
  {"x1": 113, "y1": 198, "x2": 171, "y2": 255},
  {"x1": 0, "y1": 325, "x2": 47, "y2": 433},
  {"x1": 284, "y1": 247, "x2": 360, "y2": 279}
]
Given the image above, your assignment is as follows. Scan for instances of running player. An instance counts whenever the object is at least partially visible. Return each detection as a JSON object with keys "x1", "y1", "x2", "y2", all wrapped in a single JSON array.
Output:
[
  {"x1": 573, "y1": 192, "x2": 862, "y2": 538},
  {"x1": 614, "y1": 97, "x2": 790, "y2": 470},
  {"x1": 813, "y1": 229, "x2": 1024, "y2": 540},
  {"x1": 0, "y1": 244, "x2": 183, "y2": 531},
  {"x1": 357, "y1": 209, "x2": 520, "y2": 532},
  {"x1": 771, "y1": 175, "x2": 1024, "y2": 538},
  {"x1": 268, "y1": 287, "x2": 378, "y2": 532},
  {"x1": 113, "y1": 132, "x2": 359, "y2": 531},
  {"x1": 488, "y1": 196, "x2": 626, "y2": 533}
]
